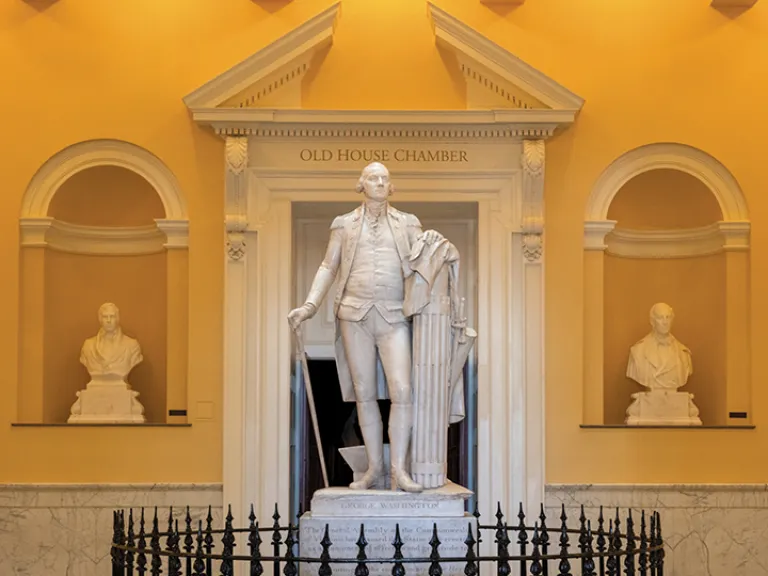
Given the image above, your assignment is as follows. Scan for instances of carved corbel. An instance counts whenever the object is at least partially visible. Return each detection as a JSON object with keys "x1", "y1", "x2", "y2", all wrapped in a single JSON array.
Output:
[
  {"x1": 521, "y1": 139, "x2": 545, "y2": 262},
  {"x1": 225, "y1": 136, "x2": 249, "y2": 261}
]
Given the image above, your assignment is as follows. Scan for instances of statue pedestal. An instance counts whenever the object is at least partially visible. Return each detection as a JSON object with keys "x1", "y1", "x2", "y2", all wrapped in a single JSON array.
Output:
[
  {"x1": 625, "y1": 390, "x2": 702, "y2": 426},
  {"x1": 68, "y1": 378, "x2": 146, "y2": 424},
  {"x1": 299, "y1": 482, "x2": 473, "y2": 576}
]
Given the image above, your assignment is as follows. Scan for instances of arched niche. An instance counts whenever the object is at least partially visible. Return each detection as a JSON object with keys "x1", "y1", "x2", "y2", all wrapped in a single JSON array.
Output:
[
  {"x1": 18, "y1": 140, "x2": 190, "y2": 425},
  {"x1": 583, "y1": 143, "x2": 750, "y2": 427}
]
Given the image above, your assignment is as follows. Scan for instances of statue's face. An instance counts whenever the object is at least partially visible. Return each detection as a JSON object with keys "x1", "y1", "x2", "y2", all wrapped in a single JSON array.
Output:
[
  {"x1": 100, "y1": 308, "x2": 119, "y2": 333},
  {"x1": 650, "y1": 306, "x2": 673, "y2": 336},
  {"x1": 361, "y1": 165, "x2": 391, "y2": 201}
]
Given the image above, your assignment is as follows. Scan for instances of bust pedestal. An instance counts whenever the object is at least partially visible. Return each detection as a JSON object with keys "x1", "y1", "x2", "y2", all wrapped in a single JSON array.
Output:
[
  {"x1": 68, "y1": 376, "x2": 146, "y2": 424},
  {"x1": 625, "y1": 390, "x2": 701, "y2": 426},
  {"x1": 299, "y1": 482, "x2": 473, "y2": 576}
]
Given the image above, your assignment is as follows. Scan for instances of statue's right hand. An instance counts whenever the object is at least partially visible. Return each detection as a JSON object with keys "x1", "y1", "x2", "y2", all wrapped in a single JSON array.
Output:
[{"x1": 287, "y1": 303, "x2": 314, "y2": 331}]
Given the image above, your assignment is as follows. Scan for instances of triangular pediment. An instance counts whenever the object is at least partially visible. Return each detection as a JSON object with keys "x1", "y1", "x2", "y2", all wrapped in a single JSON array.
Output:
[
  {"x1": 183, "y1": 3, "x2": 340, "y2": 110},
  {"x1": 427, "y1": 3, "x2": 583, "y2": 111}
]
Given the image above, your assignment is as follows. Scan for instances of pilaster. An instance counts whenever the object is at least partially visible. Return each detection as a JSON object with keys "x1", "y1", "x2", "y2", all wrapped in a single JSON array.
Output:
[{"x1": 582, "y1": 220, "x2": 616, "y2": 425}]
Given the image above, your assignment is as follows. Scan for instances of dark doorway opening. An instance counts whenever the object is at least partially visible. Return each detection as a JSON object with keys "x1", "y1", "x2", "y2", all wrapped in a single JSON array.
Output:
[{"x1": 294, "y1": 359, "x2": 472, "y2": 516}]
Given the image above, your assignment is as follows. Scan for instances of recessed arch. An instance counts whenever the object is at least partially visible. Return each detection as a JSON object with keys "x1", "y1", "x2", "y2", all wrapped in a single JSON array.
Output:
[
  {"x1": 21, "y1": 139, "x2": 187, "y2": 221},
  {"x1": 585, "y1": 142, "x2": 749, "y2": 223}
]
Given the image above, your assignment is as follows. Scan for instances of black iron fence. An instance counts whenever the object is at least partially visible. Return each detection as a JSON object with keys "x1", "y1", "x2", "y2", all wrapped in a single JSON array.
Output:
[{"x1": 110, "y1": 503, "x2": 665, "y2": 576}]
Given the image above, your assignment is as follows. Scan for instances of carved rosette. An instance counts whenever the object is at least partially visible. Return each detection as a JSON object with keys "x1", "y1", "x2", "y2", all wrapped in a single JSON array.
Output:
[
  {"x1": 225, "y1": 136, "x2": 249, "y2": 261},
  {"x1": 522, "y1": 139, "x2": 545, "y2": 262}
]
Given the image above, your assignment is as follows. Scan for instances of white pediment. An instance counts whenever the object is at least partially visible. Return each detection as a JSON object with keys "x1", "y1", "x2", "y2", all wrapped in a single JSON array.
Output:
[
  {"x1": 183, "y1": 2, "x2": 583, "y2": 136},
  {"x1": 183, "y1": 3, "x2": 340, "y2": 109},
  {"x1": 427, "y1": 3, "x2": 583, "y2": 111}
]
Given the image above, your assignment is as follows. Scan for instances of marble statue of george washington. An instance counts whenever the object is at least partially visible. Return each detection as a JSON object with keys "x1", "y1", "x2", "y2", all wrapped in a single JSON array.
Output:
[{"x1": 287, "y1": 162, "x2": 448, "y2": 493}]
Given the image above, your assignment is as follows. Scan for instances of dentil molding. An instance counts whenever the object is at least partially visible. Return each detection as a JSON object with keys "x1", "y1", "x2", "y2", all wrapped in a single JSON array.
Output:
[{"x1": 19, "y1": 217, "x2": 188, "y2": 255}]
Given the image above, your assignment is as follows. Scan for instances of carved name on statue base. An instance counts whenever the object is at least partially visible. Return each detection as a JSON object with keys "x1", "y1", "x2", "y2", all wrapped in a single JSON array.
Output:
[
  {"x1": 68, "y1": 378, "x2": 146, "y2": 424},
  {"x1": 625, "y1": 390, "x2": 702, "y2": 426},
  {"x1": 300, "y1": 482, "x2": 473, "y2": 576}
]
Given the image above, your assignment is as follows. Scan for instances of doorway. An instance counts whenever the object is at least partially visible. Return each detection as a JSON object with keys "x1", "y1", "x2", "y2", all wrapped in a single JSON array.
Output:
[{"x1": 290, "y1": 201, "x2": 478, "y2": 519}]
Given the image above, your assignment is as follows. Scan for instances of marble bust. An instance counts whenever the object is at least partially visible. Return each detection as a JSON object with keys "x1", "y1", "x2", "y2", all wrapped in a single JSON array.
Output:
[
  {"x1": 625, "y1": 303, "x2": 701, "y2": 426},
  {"x1": 68, "y1": 303, "x2": 146, "y2": 423},
  {"x1": 80, "y1": 302, "x2": 143, "y2": 379}
]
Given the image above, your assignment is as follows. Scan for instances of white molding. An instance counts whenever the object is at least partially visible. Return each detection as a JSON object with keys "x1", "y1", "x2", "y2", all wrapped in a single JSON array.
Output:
[
  {"x1": 19, "y1": 217, "x2": 167, "y2": 255},
  {"x1": 182, "y1": 3, "x2": 340, "y2": 109},
  {"x1": 188, "y1": 108, "x2": 575, "y2": 138},
  {"x1": 584, "y1": 220, "x2": 617, "y2": 251},
  {"x1": 155, "y1": 219, "x2": 190, "y2": 249},
  {"x1": 427, "y1": 2, "x2": 584, "y2": 111},
  {"x1": 224, "y1": 158, "x2": 545, "y2": 551},
  {"x1": 21, "y1": 139, "x2": 188, "y2": 221},
  {"x1": 720, "y1": 221, "x2": 751, "y2": 251},
  {"x1": 585, "y1": 142, "x2": 749, "y2": 222},
  {"x1": 606, "y1": 224, "x2": 725, "y2": 259}
]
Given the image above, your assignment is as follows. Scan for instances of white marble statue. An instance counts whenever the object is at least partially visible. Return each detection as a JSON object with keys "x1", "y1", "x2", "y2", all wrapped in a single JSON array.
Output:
[
  {"x1": 68, "y1": 303, "x2": 146, "y2": 423},
  {"x1": 624, "y1": 303, "x2": 701, "y2": 426},
  {"x1": 288, "y1": 162, "x2": 474, "y2": 493}
]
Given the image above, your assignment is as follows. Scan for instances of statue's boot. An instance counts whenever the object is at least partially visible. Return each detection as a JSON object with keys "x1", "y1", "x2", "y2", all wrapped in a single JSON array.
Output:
[
  {"x1": 389, "y1": 403, "x2": 423, "y2": 493},
  {"x1": 349, "y1": 401, "x2": 384, "y2": 490}
]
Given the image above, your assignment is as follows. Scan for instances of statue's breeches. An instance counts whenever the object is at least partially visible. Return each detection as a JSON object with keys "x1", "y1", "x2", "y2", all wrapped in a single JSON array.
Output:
[{"x1": 338, "y1": 308, "x2": 412, "y2": 405}]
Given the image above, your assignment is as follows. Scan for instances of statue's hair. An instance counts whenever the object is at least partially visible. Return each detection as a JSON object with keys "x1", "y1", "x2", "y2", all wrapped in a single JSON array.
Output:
[
  {"x1": 98, "y1": 302, "x2": 120, "y2": 318},
  {"x1": 649, "y1": 302, "x2": 673, "y2": 320},
  {"x1": 355, "y1": 162, "x2": 394, "y2": 196}
]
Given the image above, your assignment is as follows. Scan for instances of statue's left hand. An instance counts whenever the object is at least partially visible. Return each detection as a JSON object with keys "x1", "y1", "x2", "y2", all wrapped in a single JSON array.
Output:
[{"x1": 419, "y1": 229, "x2": 444, "y2": 244}]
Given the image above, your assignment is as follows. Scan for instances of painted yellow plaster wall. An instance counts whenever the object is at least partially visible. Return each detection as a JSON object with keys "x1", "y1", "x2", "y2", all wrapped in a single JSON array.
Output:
[{"x1": 1, "y1": 0, "x2": 767, "y2": 483}]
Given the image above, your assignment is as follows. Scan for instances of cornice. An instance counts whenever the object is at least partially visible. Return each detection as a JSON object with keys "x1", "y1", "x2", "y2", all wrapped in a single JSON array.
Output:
[
  {"x1": 19, "y1": 218, "x2": 188, "y2": 255},
  {"x1": 188, "y1": 108, "x2": 572, "y2": 139},
  {"x1": 584, "y1": 220, "x2": 617, "y2": 251},
  {"x1": 427, "y1": 2, "x2": 584, "y2": 112},
  {"x1": 604, "y1": 222, "x2": 751, "y2": 259},
  {"x1": 182, "y1": 3, "x2": 340, "y2": 109}
]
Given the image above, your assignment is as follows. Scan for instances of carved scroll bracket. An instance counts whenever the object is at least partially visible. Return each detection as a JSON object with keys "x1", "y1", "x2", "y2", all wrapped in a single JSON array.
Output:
[
  {"x1": 521, "y1": 139, "x2": 545, "y2": 262},
  {"x1": 225, "y1": 136, "x2": 249, "y2": 261}
]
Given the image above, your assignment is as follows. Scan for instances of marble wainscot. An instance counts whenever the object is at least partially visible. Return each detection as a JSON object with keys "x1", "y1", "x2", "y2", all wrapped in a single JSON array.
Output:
[
  {"x1": 299, "y1": 483, "x2": 473, "y2": 576},
  {"x1": 547, "y1": 484, "x2": 768, "y2": 576},
  {"x1": 0, "y1": 483, "x2": 222, "y2": 576}
]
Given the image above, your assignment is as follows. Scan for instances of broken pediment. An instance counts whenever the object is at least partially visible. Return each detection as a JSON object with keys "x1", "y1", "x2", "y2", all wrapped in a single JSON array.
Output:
[{"x1": 183, "y1": 2, "x2": 583, "y2": 135}]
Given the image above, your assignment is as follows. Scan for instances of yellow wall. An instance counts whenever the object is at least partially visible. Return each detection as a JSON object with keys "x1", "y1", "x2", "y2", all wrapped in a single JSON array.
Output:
[{"x1": 2, "y1": 0, "x2": 767, "y2": 483}]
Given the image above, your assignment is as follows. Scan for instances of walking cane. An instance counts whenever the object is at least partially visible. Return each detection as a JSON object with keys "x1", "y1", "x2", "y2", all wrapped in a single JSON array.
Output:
[{"x1": 292, "y1": 324, "x2": 330, "y2": 488}]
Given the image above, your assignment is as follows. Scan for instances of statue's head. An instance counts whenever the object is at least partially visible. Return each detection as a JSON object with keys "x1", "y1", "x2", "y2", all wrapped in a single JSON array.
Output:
[
  {"x1": 98, "y1": 302, "x2": 120, "y2": 334},
  {"x1": 355, "y1": 162, "x2": 393, "y2": 201},
  {"x1": 649, "y1": 302, "x2": 674, "y2": 336}
]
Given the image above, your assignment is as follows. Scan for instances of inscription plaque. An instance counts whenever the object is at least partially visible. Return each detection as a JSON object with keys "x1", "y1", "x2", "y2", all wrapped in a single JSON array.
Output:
[{"x1": 299, "y1": 515, "x2": 476, "y2": 576}]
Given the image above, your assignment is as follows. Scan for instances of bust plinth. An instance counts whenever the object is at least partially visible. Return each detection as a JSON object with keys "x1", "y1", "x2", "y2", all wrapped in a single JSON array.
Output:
[{"x1": 68, "y1": 303, "x2": 146, "y2": 424}]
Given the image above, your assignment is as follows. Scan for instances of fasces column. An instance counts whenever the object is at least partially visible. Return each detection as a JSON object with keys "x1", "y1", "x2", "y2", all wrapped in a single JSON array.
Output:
[
  {"x1": 582, "y1": 220, "x2": 616, "y2": 425},
  {"x1": 720, "y1": 221, "x2": 751, "y2": 425}
]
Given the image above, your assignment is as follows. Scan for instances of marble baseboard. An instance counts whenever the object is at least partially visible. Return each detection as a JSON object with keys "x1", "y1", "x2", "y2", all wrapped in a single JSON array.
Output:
[
  {"x1": 0, "y1": 483, "x2": 223, "y2": 576},
  {"x1": 546, "y1": 484, "x2": 768, "y2": 576}
]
